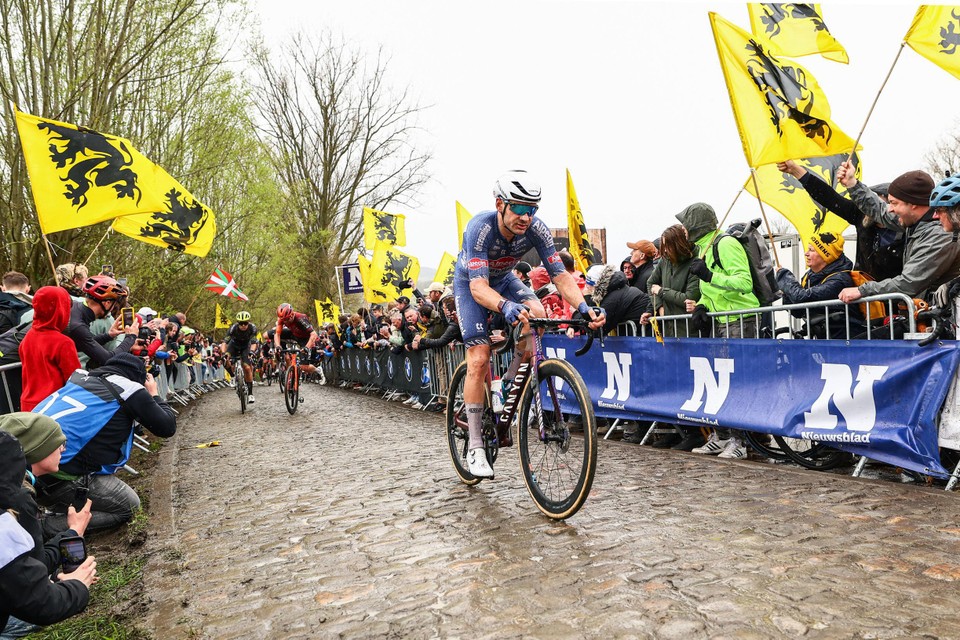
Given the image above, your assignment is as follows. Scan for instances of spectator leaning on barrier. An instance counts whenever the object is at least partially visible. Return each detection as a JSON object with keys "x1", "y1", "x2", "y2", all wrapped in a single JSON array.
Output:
[
  {"x1": 929, "y1": 176, "x2": 960, "y2": 308},
  {"x1": 18, "y1": 287, "x2": 81, "y2": 413},
  {"x1": 590, "y1": 265, "x2": 649, "y2": 332},
  {"x1": 413, "y1": 295, "x2": 462, "y2": 351},
  {"x1": 836, "y1": 163, "x2": 960, "y2": 305},
  {"x1": 0, "y1": 431, "x2": 95, "y2": 636},
  {"x1": 642, "y1": 224, "x2": 701, "y2": 338},
  {"x1": 425, "y1": 282, "x2": 445, "y2": 306},
  {"x1": 33, "y1": 352, "x2": 177, "y2": 536},
  {"x1": 530, "y1": 266, "x2": 574, "y2": 320},
  {"x1": 67, "y1": 275, "x2": 139, "y2": 369},
  {"x1": 777, "y1": 160, "x2": 904, "y2": 282},
  {"x1": 678, "y1": 202, "x2": 758, "y2": 460},
  {"x1": 678, "y1": 202, "x2": 760, "y2": 340},
  {"x1": 0, "y1": 272, "x2": 33, "y2": 334},
  {"x1": 777, "y1": 232, "x2": 864, "y2": 338}
]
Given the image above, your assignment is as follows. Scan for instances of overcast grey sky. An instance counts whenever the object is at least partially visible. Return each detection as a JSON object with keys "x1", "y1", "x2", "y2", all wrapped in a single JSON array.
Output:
[{"x1": 253, "y1": 0, "x2": 960, "y2": 273}]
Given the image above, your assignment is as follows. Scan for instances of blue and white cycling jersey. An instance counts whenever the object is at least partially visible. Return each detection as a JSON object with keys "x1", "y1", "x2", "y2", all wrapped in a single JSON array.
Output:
[
  {"x1": 454, "y1": 210, "x2": 566, "y2": 284},
  {"x1": 453, "y1": 210, "x2": 566, "y2": 347}
]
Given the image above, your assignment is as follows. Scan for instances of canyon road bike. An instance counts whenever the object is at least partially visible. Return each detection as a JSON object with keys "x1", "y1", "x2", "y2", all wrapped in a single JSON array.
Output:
[{"x1": 446, "y1": 316, "x2": 602, "y2": 520}]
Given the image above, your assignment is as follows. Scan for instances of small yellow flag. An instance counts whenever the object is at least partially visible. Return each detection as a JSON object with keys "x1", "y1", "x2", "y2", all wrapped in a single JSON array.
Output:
[
  {"x1": 747, "y1": 4, "x2": 849, "y2": 64},
  {"x1": 456, "y1": 201, "x2": 473, "y2": 252},
  {"x1": 566, "y1": 169, "x2": 597, "y2": 274},
  {"x1": 369, "y1": 242, "x2": 420, "y2": 301},
  {"x1": 746, "y1": 152, "x2": 860, "y2": 242},
  {"x1": 435, "y1": 252, "x2": 456, "y2": 287},
  {"x1": 363, "y1": 207, "x2": 406, "y2": 250},
  {"x1": 905, "y1": 6, "x2": 960, "y2": 81},
  {"x1": 215, "y1": 303, "x2": 231, "y2": 329},
  {"x1": 710, "y1": 12, "x2": 858, "y2": 167},
  {"x1": 13, "y1": 107, "x2": 215, "y2": 255}
]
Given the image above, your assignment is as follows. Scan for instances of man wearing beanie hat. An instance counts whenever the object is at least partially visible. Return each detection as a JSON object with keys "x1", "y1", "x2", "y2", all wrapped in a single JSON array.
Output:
[
  {"x1": 836, "y1": 161, "x2": 960, "y2": 304},
  {"x1": 777, "y1": 160, "x2": 905, "y2": 282},
  {"x1": 33, "y1": 352, "x2": 177, "y2": 535},
  {"x1": 776, "y1": 232, "x2": 864, "y2": 338}
]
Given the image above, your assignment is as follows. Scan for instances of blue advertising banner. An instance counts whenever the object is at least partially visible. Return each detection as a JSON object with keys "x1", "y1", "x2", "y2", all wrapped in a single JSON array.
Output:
[
  {"x1": 341, "y1": 263, "x2": 363, "y2": 295},
  {"x1": 338, "y1": 349, "x2": 430, "y2": 395},
  {"x1": 543, "y1": 335, "x2": 960, "y2": 477}
]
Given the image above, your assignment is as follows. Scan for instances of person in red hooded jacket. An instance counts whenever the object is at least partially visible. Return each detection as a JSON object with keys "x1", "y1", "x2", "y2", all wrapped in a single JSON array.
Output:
[{"x1": 18, "y1": 286, "x2": 81, "y2": 412}]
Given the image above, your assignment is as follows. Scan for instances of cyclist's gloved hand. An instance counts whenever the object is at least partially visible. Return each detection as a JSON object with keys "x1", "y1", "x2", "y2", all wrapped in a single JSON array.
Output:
[
  {"x1": 500, "y1": 300, "x2": 526, "y2": 325},
  {"x1": 688, "y1": 258, "x2": 713, "y2": 283}
]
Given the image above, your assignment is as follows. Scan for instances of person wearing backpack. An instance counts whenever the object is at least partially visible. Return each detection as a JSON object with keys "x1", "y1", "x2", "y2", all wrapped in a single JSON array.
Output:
[
  {"x1": 0, "y1": 272, "x2": 33, "y2": 335},
  {"x1": 32, "y1": 352, "x2": 177, "y2": 536},
  {"x1": 677, "y1": 202, "x2": 759, "y2": 460},
  {"x1": 776, "y1": 232, "x2": 865, "y2": 338}
]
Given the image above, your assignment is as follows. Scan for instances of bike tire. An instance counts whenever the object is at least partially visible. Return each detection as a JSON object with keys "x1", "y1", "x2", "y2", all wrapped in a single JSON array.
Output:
[
  {"x1": 773, "y1": 435, "x2": 846, "y2": 471},
  {"x1": 264, "y1": 364, "x2": 273, "y2": 387},
  {"x1": 235, "y1": 363, "x2": 247, "y2": 414},
  {"x1": 284, "y1": 366, "x2": 299, "y2": 415},
  {"x1": 446, "y1": 362, "x2": 485, "y2": 485},
  {"x1": 743, "y1": 431, "x2": 789, "y2": 461},
  {"x1": 517, "y1": 359, "x2": 597, "y2": 520}
]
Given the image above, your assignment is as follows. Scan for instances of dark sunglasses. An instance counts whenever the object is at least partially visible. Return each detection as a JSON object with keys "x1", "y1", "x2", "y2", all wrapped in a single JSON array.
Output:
[{"x1": 508, "y1": 202, "x2": 538, "y2": 218}]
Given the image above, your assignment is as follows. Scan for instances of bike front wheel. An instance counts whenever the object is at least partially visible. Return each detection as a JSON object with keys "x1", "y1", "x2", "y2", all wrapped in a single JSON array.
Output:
[
  {"x1": 235, "y1": 362, "x2": 247, "y2": 414},
  {"x1": 773, "y1": 435, "x2": 847, "y2": 471},
  {"x1": 517, "y1": 359, "x2": 597, "y2": 520},
  {"x1": 284, "y1": 366, "x2": 299, "y2": 415}
]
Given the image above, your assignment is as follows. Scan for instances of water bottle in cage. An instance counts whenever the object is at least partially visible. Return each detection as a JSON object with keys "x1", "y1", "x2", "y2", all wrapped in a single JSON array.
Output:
[{"x1": 491, "y1": 378, "x2": 504, "y2": 413}]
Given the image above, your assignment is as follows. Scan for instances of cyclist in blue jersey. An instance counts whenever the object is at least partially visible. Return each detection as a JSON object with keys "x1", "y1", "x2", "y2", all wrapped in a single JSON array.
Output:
[{"x1": 454, "y1": 170, "x2": 605, "y2": 478}]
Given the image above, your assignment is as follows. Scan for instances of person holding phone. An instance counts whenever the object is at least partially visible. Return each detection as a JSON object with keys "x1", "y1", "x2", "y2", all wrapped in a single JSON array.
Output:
[
  {"x1": 66, "y1": 275, "x2": 140, "y2": 369},
  {"x1": 0, "y1": 431, "x2": 95, "y2": 637}
]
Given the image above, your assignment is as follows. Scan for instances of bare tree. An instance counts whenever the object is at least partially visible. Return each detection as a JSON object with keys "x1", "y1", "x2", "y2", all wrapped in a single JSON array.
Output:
[
  {"x1": 925, "y1": 119, "x2": 960, "y2": 180},
  {"x1": 249, "y1": 31, "x2": 431, "y2": 301}
]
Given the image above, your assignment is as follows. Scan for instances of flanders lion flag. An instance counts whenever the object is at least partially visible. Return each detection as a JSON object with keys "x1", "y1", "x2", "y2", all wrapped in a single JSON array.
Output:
[
  {"x1": 710, "y1": 13, "x2": 858, "y2": 167},
  {"x1": 13, "y1": 107, "x2": 215, "y2": 255},
  {"x1": 746, "y1": 152, "x2": 860, "y2": 242},
  {"x1": 747, "y1": 4, "x2": 849, "y2": 64},
  {"x1": 363, "y1": 207, "x2": 406, "y2": 250},
  {"x1": 369, "y1": 242, "x2": 420, "y2": 302},
  {"x1": 434, "y1": 252, "x2": 456, "y2": 287},
  {"x1": 566, "y1": 169, "x2": 597, "y2": 274},
  {"x1": 905, "y1": 6, "x2": 960, "y2": 81},
  {"x1": 358, "y1": 254, "x2": 389, "y2": 304},
  {"x1": 215, "y1": 304, "x2": 231, "y2": 329},
  {"x1": 315, "y1": 298, "x2": 340, "y2": 328}
]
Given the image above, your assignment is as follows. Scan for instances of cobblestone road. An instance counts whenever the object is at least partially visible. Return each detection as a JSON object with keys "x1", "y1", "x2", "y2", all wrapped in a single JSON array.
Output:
[{"x1": 142, "y1": 382, "x2": 960, "y2": 639}]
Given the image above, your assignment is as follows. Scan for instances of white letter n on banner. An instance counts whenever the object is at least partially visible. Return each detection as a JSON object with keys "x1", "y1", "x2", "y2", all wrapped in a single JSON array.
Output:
[
  {"x1": 600, "y1": 352, "x2": 632, "y2": 401},
  {"x1": 804, "y1": 364, "x2": 888, "y2": 432},
  {"x1": 681, "y1": 357, "x2": 734, "y2": 414}
]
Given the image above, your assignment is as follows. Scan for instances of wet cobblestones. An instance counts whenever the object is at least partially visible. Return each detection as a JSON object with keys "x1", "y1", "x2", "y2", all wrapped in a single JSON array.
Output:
[{"x1": 143, "y1": 383, "x2": 960, "y2": 639}]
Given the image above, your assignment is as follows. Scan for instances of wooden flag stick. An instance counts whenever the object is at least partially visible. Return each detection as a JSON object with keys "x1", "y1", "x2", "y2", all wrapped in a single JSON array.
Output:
[
  {"x1": 41, "y1": 234, "x2": 58, "y2": 280},
  {"x1": 83, "y1": 226, "x2": 112, "y2": 267},
  {"x1": 701, "y1": 187, "x2": 746, "y2": 259},
  {"x1": 749, "y1": 168, "x2": 781, "y2": 269},
  {"x1": 844, "y1": 42, "x2": 907, "y2": 168}
]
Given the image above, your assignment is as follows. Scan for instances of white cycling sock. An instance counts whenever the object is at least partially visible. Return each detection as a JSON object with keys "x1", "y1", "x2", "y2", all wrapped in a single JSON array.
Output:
[{"x1": 466, "y1": 403, "x2": 484, "y2": 450}]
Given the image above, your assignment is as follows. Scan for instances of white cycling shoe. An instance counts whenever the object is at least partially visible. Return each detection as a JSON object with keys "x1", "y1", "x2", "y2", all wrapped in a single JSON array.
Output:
[
  {"x1": 248, "y1": 394, "x2": 255, "y2": 404},
  {"x1": 467, "y1": 448, "x2": 494, "y2": 478}
]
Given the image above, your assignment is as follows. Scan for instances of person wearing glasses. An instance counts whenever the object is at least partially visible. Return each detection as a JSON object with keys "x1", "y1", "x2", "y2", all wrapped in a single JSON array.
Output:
[
  {"x1": 221, "y1": 311, "x2": 258, "y2": 403},
  {"x1": 453, "y1": 170, "x2": 605, "y2": 478}
]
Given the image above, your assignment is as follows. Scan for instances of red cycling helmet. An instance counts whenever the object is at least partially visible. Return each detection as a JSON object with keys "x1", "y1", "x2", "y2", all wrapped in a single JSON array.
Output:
[
  {"x1": 83, "y1": 275, "x2": 125, "y2": 302},
  {"x1": 277, "y1": 303, "x2": 294, "y2": 320}
]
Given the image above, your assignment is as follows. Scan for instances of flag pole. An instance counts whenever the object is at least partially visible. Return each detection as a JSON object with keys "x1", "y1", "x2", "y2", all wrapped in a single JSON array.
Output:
[
  {"x1": 83, "y1": 226, "x2": 112, "y2": 267},
  {"x1": 334, "y1": 265, "x2": 345, "y2": 310},
  {"x1": 183, "y1": 282, "x2": 208, "y2": 317},
  {"x1": 41, "y1": 234, "x2": 58, "y2": 280},
  {"x1": 844, "y1": 42, "x2": 907, "y2": 168},
  {"x1": 749, "y1": 168, "x2": 781, "y2": 269}
]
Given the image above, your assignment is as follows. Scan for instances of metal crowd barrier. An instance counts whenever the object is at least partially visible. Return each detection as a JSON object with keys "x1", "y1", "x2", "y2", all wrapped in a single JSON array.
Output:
[{"x1": 0, "y1": 362, "x2": 23, "y2": 414}]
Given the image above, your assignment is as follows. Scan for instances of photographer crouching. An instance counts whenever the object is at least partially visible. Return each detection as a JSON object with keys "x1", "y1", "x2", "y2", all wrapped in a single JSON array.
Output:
[{"x1": 33, "y1": 353, "x2": 177, "y2": 537}]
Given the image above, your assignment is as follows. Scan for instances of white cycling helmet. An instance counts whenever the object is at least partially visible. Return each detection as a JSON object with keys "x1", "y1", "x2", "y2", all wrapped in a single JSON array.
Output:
[{"x1": 493, "y1": 170, "x2": 541, "y2": 204}]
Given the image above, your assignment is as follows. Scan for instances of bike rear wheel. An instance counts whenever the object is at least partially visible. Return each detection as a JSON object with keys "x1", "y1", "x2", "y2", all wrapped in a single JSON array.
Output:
[
  {"x1": 517, "y1": 359, "x2": 597, "y2": 520},
  {"x1": 445, "y1": 361, "x2": 496, "y2": 485},
  {"x1": 773, "y1": 435, "x2": 846, "y2": 471},
  {"x1": 284, "y1": 366, "x2": 299, "y2": 415}
]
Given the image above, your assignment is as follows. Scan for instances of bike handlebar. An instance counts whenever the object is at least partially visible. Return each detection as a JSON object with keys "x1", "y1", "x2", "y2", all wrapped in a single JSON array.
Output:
[{"x1": 918, "y1": 308, "x2": 951, "y2": 347}]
